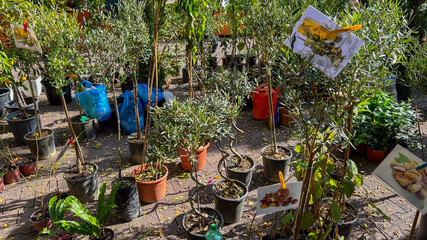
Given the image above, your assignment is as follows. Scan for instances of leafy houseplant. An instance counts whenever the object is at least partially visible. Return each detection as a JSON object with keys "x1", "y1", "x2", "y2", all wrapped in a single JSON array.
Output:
[{"x1": 39, "y1": 182, "x2": 120, "y2": 239}]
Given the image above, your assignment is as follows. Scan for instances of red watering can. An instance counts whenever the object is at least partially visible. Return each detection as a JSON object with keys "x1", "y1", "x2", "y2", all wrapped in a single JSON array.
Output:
[{"x1": 252, "y1": 84, "x2": 281, "y2": 120}]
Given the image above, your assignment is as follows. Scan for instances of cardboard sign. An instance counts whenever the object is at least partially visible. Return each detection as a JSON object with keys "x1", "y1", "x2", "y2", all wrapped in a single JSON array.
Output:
[
  {"x1": 373, "y1": 145, "x2": 427, "y2": 214},
  {"x1": 256, "y1": 182, "x2": 302, "y2": 215},
  {"x1": 11, "y1": 24, "x2": 42, "y2": 53},
  {"x1": 285, "y1": 6, "x2": 363, "y2": 79}
]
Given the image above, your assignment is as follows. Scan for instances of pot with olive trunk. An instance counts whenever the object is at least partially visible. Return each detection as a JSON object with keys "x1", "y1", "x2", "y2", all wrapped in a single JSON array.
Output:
[
  {"x1": 111, "y1": 177, "x2": 141, "y2": 222},
  {"x1": 224, "y1": 154, "x2": 255, "y2": 187},
  {"x1": 64, "y1": 163, "x2": 99, "y2": 203},
  {"x1": 70, "y1": 115, "x2": 96, "y2": 141},
  {"x1": 17, "y1": 156, "x2": 38, "y2": 176},
  {"x1": 131, "y1": 164, "x2": 168, "y2": 203},
  {"x1": 213, "y1": 179, "x2": 248, "y2": 224},
  {"x1": 262, "y1": 145, "x2": 293, "y2": 182},
  {"x1": 6, "y1": 110, "x2": 40, "y2": 145},
  {"x1": 182, "y1": 207, "x2": 224, "y2": 240},
  {"x1": 127, "y1": 133, "x2": 144, "y2": 165},
  {"x1": 30, "y1": 209, "x2": 52, "y2": 233},
  {"x1": 24, "y1": 128, "x2": 56, "y2": 160}
]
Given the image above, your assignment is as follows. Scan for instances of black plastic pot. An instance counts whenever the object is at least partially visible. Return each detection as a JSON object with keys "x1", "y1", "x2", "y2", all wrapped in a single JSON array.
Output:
[
  {"x1": 224, "y1": 155, "x2": 255, "y2": 187},
  {"x1": 98, "y1": 105, "x2": 117, "y2": 132},
  {"x1": 120, "y1": 76, "x2": 133, "y2": 93},
  {"x1": 43, "y1": 81, "x2": 71, "y2": 106},
  {"x1": 182, "y1": 68, "x2": 190, "y2": 83},
  {"x1": 64, "y1": 163, "x2": 99, "y2": 203},
  {"x1": 207, "y1": 56, "x2": 218, "y2": 69},
  {"x1": 0, "y1": 88, "x2": 10, "y2": 117},
  {"x1": 24, "y1": 128, "x2": 56, "y2": 160},
  {"x1": 213, "y1": 179, "x2": 248, "y2": 224},
  {"x1": 262, "y1": 234, "x2": 289, "y2": 240},
  {"x1": 71, "y1": 115, "x2": 96, "y2": 141},
  {"x1": 331, "y1": 202, "x2": 359, "y2": 240},
  {"x1": 4, "y1": 97, "x2": 39, "y2": 114},
  {"x1": 182, "y1": 207, "x2": 224, "y2": 240},
  {"x1": 127, "y1": 134, "x2": 144, "y2": 165},
  {"x1": 6, "y1": 110, "x2": 40, "y2": 145},
  {"x1": 112, "y1": 177, "x2": 141, "y2": 222},
  {"x1": 396, "y1": 82, "x2": 412, "y2": 101},
  {"x1": 262, "y1": 145, "x2": 293, "y2": 182}
]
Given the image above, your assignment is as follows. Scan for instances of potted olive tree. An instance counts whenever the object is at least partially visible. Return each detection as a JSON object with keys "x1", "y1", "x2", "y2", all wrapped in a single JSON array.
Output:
[{"x1": 29, "y1": 5, "x2": 98, "y2": 203}]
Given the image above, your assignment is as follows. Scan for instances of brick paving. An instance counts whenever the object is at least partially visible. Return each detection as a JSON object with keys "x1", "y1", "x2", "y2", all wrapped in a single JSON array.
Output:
[{"x1": 0, "y1": 85, "x2": 426, "y2": 240}]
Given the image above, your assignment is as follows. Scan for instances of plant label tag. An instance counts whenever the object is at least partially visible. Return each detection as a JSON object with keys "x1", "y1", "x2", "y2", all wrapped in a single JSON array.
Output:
[
  {"x1": 10, "y1": 24, "x2": 42, "y2": 53},
  {"x1": 373, "y1": 144, "x2": 427, "y2": 214},
  {"x1": 256, "y1": 181, "x2": 302, "y2": 215},
  {"x1": 285, "y1": 5, "x2": 363, "y2": 79}
]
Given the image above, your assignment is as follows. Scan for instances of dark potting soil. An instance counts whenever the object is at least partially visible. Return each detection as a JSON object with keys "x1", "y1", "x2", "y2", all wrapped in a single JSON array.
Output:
[
  {"x1": 226, "y1": 155, "x2": 252, "y2": 172},
  {"x1": 25, "y1": 129, "x2": 51, "y2": 139},
  {"x1": 318, "y1": 201, "x2": 357, "y2": 223},
  {"x1": 17, "y1": 156, "x2": 36, "y2": 166},
  {"x1": 185, "y1": 209, "x2": 221, "y2": 235},
  {"x1": 10, "y1": 112, "x2": 35, "y2": 120},
  {"x1": 214, "y1": 181, "x2": 245, "y2": 199},
  {"x1": 127, "y1": 136, "x2": 144, "y2": 144},
  {"x1": 262, "y1": 146, "x2": 291, "y2": 160},
  {"x1": 64, "y1": 164, "x2": 95, "y2": 180},
  {"x1": 71, "y1": 115, "x2": 90, "y2": 123},
  {"x1": 117, "y1": 179, "x2": 134, "y2": 188},
  {"x1": 90, "y1": 228, "x2": 114, "y2": 240},
  {"x1": 135, "y1": 166, "x2": 165, "y2": 182},
  {"x1": 31, "y1": 209, "x2": 50, "y2": 223},
  {"x1": 2, "y1": 165, "x2": 17, "y2": 173}
]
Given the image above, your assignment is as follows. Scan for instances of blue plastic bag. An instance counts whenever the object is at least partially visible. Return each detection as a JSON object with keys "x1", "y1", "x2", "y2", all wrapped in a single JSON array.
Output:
[
  {"x1": 137, "y1": 83, "x2": 164, "y2": 109},
  {"x1": 75, "y1": 81, "x2": 111, "y2": 121},
  {"x1": 117, "y1": 90, "x2": 144, "y2": 134}
]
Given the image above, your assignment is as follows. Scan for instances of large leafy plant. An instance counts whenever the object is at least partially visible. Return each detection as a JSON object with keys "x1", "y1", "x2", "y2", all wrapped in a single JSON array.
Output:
[{"x1": 39, "y1": 182, "x2": 120, "y2": 238}]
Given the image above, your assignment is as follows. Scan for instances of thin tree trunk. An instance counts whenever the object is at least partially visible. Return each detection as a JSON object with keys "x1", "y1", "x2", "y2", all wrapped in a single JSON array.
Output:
[
  {"x1": 73, "y1": 78, "x2": 83, "y2": 118},
  {"x1": 28, "y1": 79, "x2": 42, "y2": 136},
  {"x1": 188, "y1": 47, "x2": 193, "y2": 98},
  {"x1": 111, "y1": 80, "x2": 122, "y2": 178},
  {"x1": 132, "y1": 71, "x2": 142, "y2": 140}
]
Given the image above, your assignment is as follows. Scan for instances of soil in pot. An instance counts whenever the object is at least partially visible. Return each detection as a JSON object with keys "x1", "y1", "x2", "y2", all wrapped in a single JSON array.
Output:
[
  {"x1": 24, "y1": 129, "x2": 56, "y2": 160},
  {"x1": 132, "y1": 164, "x2": 168, "y2": 203},
  {"x1": 213, "y1": 180, "x2": 248, "y2": 224},
  {"x1": 89, "y1": 228, "x2": 114, "y2": 240},
  {"x1": 17, "y1": 156, "x2": 37, "y2": 176},
  {"x1": 2, "y1": 165, "x2": 20, "y2": 184},
  {"x1": 225, "y1": 155, "x2": 252, "y2": 172},
  {"x1": 30, "y1": 208, "x2": 52, "y2": 232},
  {"x1": 64, "y1": 163, "x2": 98, "y2": 203},
  {"x1": 262, "y1": 145, "x2": 293, "y2": 182},
  {"x1": 184, "y1": 207, "x2": 223, "y2": 239},
  {"x1": 318, "y1": 201, "x2": 358, "y2": 240},
  {"x1": 127, "y1": 134, "x2": 144, "y2": 165},
  {"x1": 6, "y1": 110, "x2": 40, "y2": 145},
  {"x1": 70, "y1": 115, "x2": 96, "y2": 141},
  {"x1": 112, "y1": 177, "x2": 141, "y2": 222}
]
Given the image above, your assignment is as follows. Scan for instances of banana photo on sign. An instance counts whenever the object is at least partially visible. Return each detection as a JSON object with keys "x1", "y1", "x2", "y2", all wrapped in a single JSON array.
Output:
[
  {"x1": 11, "y1": 23, "x2": 42, "y2": 53},
  {"x1": 285, "y1": 5, "x2": 363, "y2": 79}
]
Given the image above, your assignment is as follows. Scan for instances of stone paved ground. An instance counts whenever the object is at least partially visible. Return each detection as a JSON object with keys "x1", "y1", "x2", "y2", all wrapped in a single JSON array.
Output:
[{"x1": 0, "y1": 82, "x2": 426, "y2": 240}]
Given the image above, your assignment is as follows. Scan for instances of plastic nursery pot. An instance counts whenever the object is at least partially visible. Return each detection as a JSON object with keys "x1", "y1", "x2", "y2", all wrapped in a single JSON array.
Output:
[
  {"x1": 4, "y1": 97, "x2": 39, "y2": 114},
  {"x1": 89, "y1": 228, "x2": 114, "y2": 240},
  {"x1": 0, "y1": 88, "x2": 10, "y2": 116},
  {"x1": 131, "y1": 164, "x2": 168, "y2": 203},
  {"x1": 6, "y1": 110, "x2": 40, "y2": 145},
  {"x1": 127, "y1": 133, "x2": 144, "y2": 165},
  {"x1": 3, "y1": 165, "x2": 21, "y2": 184},
  {"x1": 98, "y1": 105, "x2": 117, "y2": 132},
  {"x1": 24, "y1": 128, "x2": 56, "y2": 160},
  {"x1": 30, "y1": 209, "x2": 52, "y2": 233},
  {"x1": 30, "y1": 210, "x2": 52, "y2": 233},
  {"x1": 64, "y1": 163, "x2": 99, "y2": 203},
  {"x1": 21, "y1": 77, "x2": 43, "y2": 97},
  {"x1": 329, "y1": 202, "x2": 359, "y2": 240},
  {"x1": 224, "y1": 154, "x2": 256, "y2": 187},
  {"x1": 112, "y1": 177, "x2": 141, "y2": 222},
  {"x1": 213, "y1": 179, "x2": 248, "y2": 224},
  {"x1": 182, "y1": 207, "x2": 224, "y2": 240},
  {"x1": 366, "y1": 146, "x2": 386, "y2": 163},
  {"x1": 70, "y1": 115, "x2": 96, "y2": 141},
  {"x1": 262, "y1": 145, "x2": 293, "y2": 182},
  {"x1": 179, "y1": 142, "x2": 210, "y2": 172},
  {"x1": 42, "y1": 81, "x2": 71, "y2": 106},
  {"x1": 17, "y1": 156, "x2": 37, "y2": 176}
]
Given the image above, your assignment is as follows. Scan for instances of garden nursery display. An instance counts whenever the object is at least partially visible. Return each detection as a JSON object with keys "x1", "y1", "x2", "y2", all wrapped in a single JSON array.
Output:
[{"x1": 1, "y1": 0, "x2": 427, "y2": 239}]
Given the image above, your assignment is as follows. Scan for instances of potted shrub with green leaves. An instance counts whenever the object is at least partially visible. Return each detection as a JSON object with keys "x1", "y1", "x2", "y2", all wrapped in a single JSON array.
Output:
[
  {"x1": 0, "y1": 51, "x2": 11, "y2": 117},
  {"x1": 29, "y1": 4, "x2": 98, "y2": 203},
  {"x1": 39, "y1": 182, "x2": 121, "y2": 240}
]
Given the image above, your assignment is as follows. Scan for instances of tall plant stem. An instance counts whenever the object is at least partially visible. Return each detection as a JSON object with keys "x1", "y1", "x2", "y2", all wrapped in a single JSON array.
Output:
[
  {"x1": 111, "y1": 81, "x2": 122, "y2": 178},
  {"x1": 60, "y1": 93, "x2": 84, "y2": 173},
  {"x1": 229, "y1": 122, "x2": 244, "y2": 163},
  {"x1": 73, "y1": 78, "x2": 83, "y2": 118},
  {"x1": 266, "y1": 70, "x2": 277, "y2": 153},
  {"x1": 132, "y1": 71, "x2": 142, "y2": 140},
  {"x1": 187, "y1": 48, "x2": 193, "y2": 98},
  {"x1": 28, "y1": 79, "x2": 42, "y2": 136}
]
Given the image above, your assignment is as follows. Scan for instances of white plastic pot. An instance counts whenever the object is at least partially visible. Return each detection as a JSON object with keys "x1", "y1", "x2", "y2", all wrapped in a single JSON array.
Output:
[{"x1": 20, "y1": 76, "x2": 42, "y2": 97}]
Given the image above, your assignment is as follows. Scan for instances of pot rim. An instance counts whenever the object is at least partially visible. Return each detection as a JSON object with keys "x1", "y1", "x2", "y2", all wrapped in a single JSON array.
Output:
[
  {"x1": 132, "y1": 164, "x2": 169, "y2": 185},
  {"x1": 127, "y1": 133, "x2": 144, "y2": 143},
  {"x1": 24, "y1": 128, "x2": 55, "y2": 141},
  {"x1": 179, "y1": 142, "x2": 211, "y2": 156},
  {"x1": 5, "y1": 110, "x2": 39, "y2": 122},
  {"x1": 30, "y1": 209, "x2": 51, "y2": 224},
  {"x1": 212, "y1": 179, "x2": 248, "y2": 202},
  {"x1": 0, "y1": 88, "x2": 10, "y2": 95},
  {"x1": 261, "y1": 145, "x2": 293, "y2": 161},
  {"x1": 63, "y1": 163, "x2": 98, "y2": 182},
  {"x1": 224, "y1": 154, "x2": 256, "y2": 174},
  {"x1": 17, "y1": 156, "x2": 37, "y2": 166},
  {"x1": 182, "y1": 207, "x2": 224, "y2": 237},
  {"x1": 112, "y1": 176, "x2": 136, "y2": 189},
  {"x1": 70, "y1": 115, "x2": 94, "y2": 125}
]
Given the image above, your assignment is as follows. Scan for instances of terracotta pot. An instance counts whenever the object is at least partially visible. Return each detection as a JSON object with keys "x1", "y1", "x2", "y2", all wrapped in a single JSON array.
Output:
[
  {"x1": 30, "y1": 210, "x2": 52, "y2": 232},
  {"x1": 3, "y1": 167, "x2": 20, "y2": 184},
  {"x1": 18, "y1": 157, "x2": 37, "y2": 176},
  {"x1": 279, "y1": 108, "x2": 294, "y2": 127},
  {"x1": 179, "y1": 142, "x2": 210, "y2": 171},
  {"x1": 0, "y1": 176, "x2": 4, "y2": 192},
  {"x1": 131, "y1": 164, "x2": 168, "y2": 203},
  {"x1": 366, "y1": 146, "x2": 386, "y2": 163}
]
